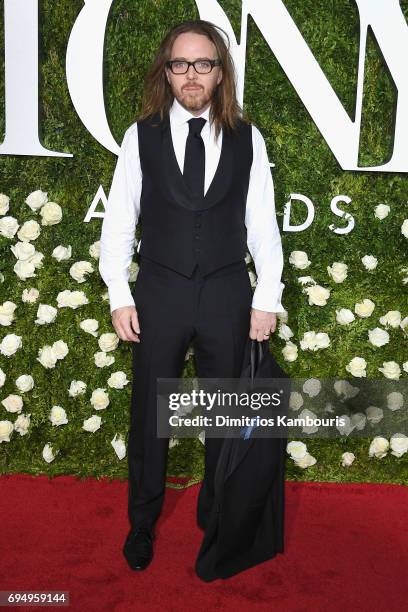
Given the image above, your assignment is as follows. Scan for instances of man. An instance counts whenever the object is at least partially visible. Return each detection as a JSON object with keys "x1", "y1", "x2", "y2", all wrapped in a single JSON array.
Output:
[{"x1": 99, "y1": 19, "x2": 286, "y2": 573}]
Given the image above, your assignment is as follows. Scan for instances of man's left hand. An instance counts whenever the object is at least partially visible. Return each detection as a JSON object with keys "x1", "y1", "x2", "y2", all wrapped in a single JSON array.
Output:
[{"x1": 249, "y1": 308, "x2": 277, "y2": 341}]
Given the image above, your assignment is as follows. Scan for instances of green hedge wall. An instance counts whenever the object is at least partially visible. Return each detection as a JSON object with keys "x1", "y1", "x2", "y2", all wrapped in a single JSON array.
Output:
[{"x1": 0, "y1": 0, "x2": 407, "y2": 485}]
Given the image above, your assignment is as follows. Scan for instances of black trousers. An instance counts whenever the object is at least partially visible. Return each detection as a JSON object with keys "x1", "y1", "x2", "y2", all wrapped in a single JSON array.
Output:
[{"x1": 127, "y1": 256, "x2": 253, "y2": 531}]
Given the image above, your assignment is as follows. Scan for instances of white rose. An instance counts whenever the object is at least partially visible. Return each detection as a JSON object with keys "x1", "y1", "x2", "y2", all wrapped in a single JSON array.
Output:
[
  {"x1": 0, "y1": 367, "x2": 5, "y2": 387},
  {"x1": 90, "y1": 388, "x2": 109, "y2": 410},
  {"x1": 300, "y1": 331, "x2": 317, "y2": 351},
  {"x1": 334, "y1": 380, "x2": 360, "y2": 400},
  {"x1": 278, "y1": 323, "x2": 293, "y2": 341},
  {"x1": 169, "y1": 437, "x2": 180, "y2": 449},
  {"x1": 304, "y1": 284, "x2": 330, "y2": 306},
  {"x1": 0, "y1": 216, "x2": 19, "y2": 238},
  {"x1": 302, "y1": 378, "x2": 321, "y2": 397},
  {"x1": 378, "y1": 361, "x2": 401, "y2": 380},
  {"x1": 341, "y1": 452, "x2": 355, "y2": 467},
  {"x1": 0, "y1": 193, "x2": 10, "y2": 215},
  {"x1": 297, "y1": 276, "x2": 316, "y2": 286},
  {"x1": 277, "y1": 310, "x2": 289, "y2": 323},
  {"x1": 335, "y1": 308, "x2": 355, "y2": 325},
  {"x1": 0, "y1": 333, "x2": 22, "y2": 356},
  {"x1": 52, "y1": 245, "x2": 72, "y2": 261},
  {"x1": 89, "y1": 241, "x2": 100, "y2": 259},
  {"x1": 387, "y1": 391, "x2": 404, "y2": 411},
  {"x1": 0, "y1": 420, "x2": 14, "y2": 443},
  {"x1": 17, "y1": 219, "x2": 41, "y2": 241},
  {"x1": 361, "y1": 255, "x2": 378, "y2": 271},
  {"x1": 369, "y1": 436, "x2": 389, "y2": 458},
  {"x1": 79, "y1": 319, "x2": 99, "y2": 337},
  {"x1": 69, "y1": 261, "x2": 94, "y2": 283},
  {"x1": 401, "y1": 219, "x2": 408, "y2": 238},
  {"x1": 365, "y1": 405, "x2": 383, "y2": 424},
  {"x1": 129, "y1": 260, "x2": 139, "y2": 282},
  {"x1": 300, "y1": 331, "x2": 330, "y2": 351},
  {"x1": 15, "y1": 374, "x2": 34, "y2": 393},
  {"x1": 10, "y1": 241, "x2": 36, "y2": 261},
  {"x1": 42, "y1": 443, "x2": 58, "y2": 463},
  {"x1": 336, "y1": 415, "x2": 354, "y2": 436},
  {"x1": 286, "y1": 440, "x2": 307, "y2": 459},
  {"x1": 345, "y1": 356, "x2": 367, "y2": 377},
  {"x1": 374, "y1": 203, "x2": 390, "y2": 220},
  {"x1": 389, "y1": 434, "x2": 408, "y2": 458},
  {"x1": 40, "y1": 201, "x2": 62, "y2": 226},
  {"x1": 0, "y1": 301, "x2": 17, "y2": 326},
  {"x1": 354, "y1": 298, "x2": 375, "y2": 318},
  {"x1": 98, "y1": 332, "x2": 119, "y2": 352},
  {"x1": 37, "y1": 345, "x2": 58, "y2": 369},
  {"x1": 289, "y1": 391, "x2": 304, "y2": 411},
  {"x1": 56, "y1": 290, "x2": 89, "y2": 309},
  {"x1": 299, "y1": 408, "x2": 319, "y2": 434},
  {"x1": 368, "y1": 327, "x2": 390, "y2": 347},
  {"x1": 14, "y1": 413, "x2": 31, "y2": 436},
  {"x1": 282, "y1": 341, "x2": 298, "y2": 362},
  {"x1": 13, "y1": 259, "x2": 36, "y2": 280},
  {"x1": 403, "y1": 361, "x2": 408, "y2": 373},
  {"x1": 289, "y1": 250, "x2": 310, "y2": 269},
  {"x1": 68, "y1": 380, "x2": 87, "y2": 397},
  {"x1": 315, "y1": 332, "x2": 330, "y2": 349},
  {"x1": 185, "y1": 346, "x2": 194, "y2": 361},
  {"x1": 379, "y1": 310, "x2": 401, "y2": 328},
  {"x1": 22, "y1": 288, "x2": 39, "y2": 303},
  {"x1": 294, "y1": 453, "x2": 316, "y2": 468},
  {"x1": 83, "y1": 415, "x2": 102, "y2": 432},
  {"x1": 350, "y1": 413, "x2": 366, "y2": 430},
  {"x1": 49, "y1": 405, "x2": 68, "y2": 426},
  {"x1": 52, "y1": 340, "x2": 69, "y2": 360},
  {"x1": 111, "y1": 433, "x2": 126, "y2": 459},
  {"x1": 401, "y1": 316, "x2": 408, "y2": 336},
  {"x1": 198, "y1": 430, "x2": 205, "y2": 445},
  {"x1": 35, "y1": 304, "x2": 58, "y2": 325},
  {"x1": 1, "y1": 394, "x2": 23, "y2": 414},
  {"x1": 107, "y1": 371, "x2": 129, "y2": 389},
  {"x1": 327, "y1": 261, "x2": 348, "y2": 283},
  {"x1": 27, "y1": 251, "x2": 44, "y2": 270},
  {"x1": 94, "y1": 351, "x2": 115, "y2": 367},
  {"x1": 25, "y1": 190, "x2": 48, "y2": 211}
]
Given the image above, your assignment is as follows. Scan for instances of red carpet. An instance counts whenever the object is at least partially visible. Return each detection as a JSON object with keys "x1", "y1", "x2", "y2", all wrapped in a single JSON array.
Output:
[{"x1": 0, "y1": 475, "x2": 407, "y2": 611}]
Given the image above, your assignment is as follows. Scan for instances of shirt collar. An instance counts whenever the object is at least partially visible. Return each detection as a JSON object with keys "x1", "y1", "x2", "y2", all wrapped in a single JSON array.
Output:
[{"x1": 170, "y1": 97, "x2": 211, "y2": 128}]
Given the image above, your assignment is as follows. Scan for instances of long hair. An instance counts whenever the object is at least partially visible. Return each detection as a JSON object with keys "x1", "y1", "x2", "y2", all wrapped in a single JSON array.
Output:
[{"x1": 138, "y1": 20, "x2": 248, "y2": 137}]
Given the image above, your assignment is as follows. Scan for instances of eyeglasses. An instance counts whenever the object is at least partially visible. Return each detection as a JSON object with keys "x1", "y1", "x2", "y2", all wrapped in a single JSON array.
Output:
[{"x1": 166, "y1": 59, "x2": 221, "y2": 75}]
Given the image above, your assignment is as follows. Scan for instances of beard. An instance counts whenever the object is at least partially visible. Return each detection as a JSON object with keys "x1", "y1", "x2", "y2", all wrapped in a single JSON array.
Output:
[{"x1": 175, "y1": 83, "x2": 215, "y2": 112}]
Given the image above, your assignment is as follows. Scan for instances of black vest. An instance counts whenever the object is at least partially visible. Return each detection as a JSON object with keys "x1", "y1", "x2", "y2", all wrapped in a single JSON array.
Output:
[{"x1": 137, "y1": 111, "x2": 253, "y2": 277}]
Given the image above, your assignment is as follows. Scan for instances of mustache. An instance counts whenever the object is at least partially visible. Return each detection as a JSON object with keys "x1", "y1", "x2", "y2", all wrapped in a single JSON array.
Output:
[{"x1": 182, "y1": 84, "x2": 203, "y2": 90}]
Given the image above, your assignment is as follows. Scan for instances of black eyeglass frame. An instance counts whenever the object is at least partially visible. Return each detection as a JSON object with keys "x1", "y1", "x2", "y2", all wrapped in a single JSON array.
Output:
[{"x1": 165, "y1": 59, "x2": 222, "y2": 74}]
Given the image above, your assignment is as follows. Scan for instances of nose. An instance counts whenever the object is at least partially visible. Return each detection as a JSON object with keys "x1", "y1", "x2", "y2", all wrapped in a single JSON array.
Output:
[{"x1": 186, "y1": 64, "x2": 197, "y2": 78}]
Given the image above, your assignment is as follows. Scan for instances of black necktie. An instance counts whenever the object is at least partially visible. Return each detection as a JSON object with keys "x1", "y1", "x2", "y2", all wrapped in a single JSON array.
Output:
[{"x1": 183, "y1": 117, "x2": 206, "y2": 200}]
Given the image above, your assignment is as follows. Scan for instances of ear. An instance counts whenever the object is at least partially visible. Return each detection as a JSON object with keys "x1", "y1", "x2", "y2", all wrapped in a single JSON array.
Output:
[{"x1": 216, "y1": 68, "x2": 223, "y2": 86}]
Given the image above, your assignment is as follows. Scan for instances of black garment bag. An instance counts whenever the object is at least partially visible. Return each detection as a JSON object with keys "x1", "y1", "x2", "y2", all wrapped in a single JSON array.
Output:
[{"x1": 195, "y1": 338, "x2": 290, "y2": 581}]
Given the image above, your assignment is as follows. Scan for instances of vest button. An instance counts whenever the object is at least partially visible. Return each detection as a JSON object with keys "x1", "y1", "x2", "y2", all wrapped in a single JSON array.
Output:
[{"x1": 195, "y1": 234, "x2": 200, "y2": 239}]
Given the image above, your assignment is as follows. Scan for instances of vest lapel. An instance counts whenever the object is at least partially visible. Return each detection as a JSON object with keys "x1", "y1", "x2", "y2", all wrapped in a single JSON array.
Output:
[{"x1": 160, "y1": 113, "x2": 234, "y2": 211}]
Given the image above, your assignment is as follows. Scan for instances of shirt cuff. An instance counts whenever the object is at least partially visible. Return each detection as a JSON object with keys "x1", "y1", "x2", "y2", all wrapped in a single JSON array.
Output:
[
  {"x1": 106, "y1": 280, "x2": 135, "y2": 314},
  {"x1": 251, "y1": 280, "x2": 286, "y2": 313}
]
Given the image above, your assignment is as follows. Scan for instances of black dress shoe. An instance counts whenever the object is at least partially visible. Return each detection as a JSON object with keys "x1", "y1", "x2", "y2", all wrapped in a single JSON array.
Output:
[{"x1": 123, "y1": 527, "x2": 155, "y2": 571}]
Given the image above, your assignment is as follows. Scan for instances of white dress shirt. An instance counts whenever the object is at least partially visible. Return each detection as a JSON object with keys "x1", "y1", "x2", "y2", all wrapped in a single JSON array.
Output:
[{"x1": 99, "y1": 97, "x2": 285, "y2": 314}]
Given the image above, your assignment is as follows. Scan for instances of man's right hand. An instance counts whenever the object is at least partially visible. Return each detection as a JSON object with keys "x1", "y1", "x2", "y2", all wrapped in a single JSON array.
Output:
[{"x1": 111, "y1": 305, "x2": 141, "y2": 342}]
